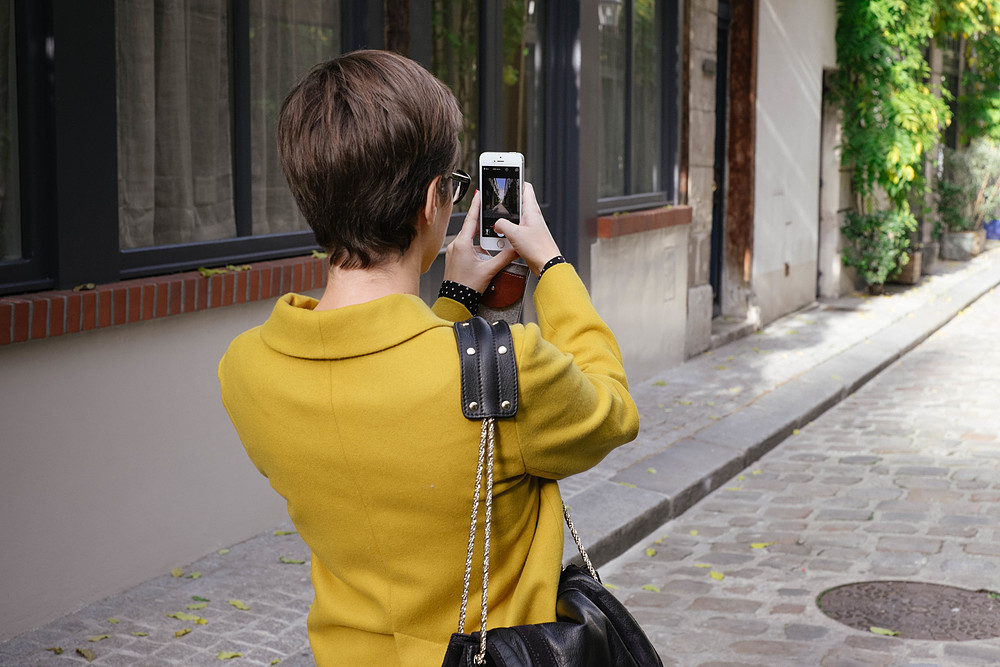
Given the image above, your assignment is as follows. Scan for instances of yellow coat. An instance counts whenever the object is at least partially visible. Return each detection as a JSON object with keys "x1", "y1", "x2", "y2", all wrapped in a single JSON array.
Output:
[{"x1": 218, "y1": 263, "x2": 639, "y2": 665}]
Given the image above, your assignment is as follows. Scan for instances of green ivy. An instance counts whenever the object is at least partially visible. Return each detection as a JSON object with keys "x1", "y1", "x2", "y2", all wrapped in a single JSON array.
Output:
[{"x1": 841, "y1": 208, "x2": 916, "y2": 287}]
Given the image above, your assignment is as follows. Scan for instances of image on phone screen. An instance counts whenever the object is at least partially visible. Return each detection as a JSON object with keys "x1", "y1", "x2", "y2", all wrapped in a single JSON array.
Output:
[{"x1": 481, "y1": 166, "x2": 521, "y2": 238}]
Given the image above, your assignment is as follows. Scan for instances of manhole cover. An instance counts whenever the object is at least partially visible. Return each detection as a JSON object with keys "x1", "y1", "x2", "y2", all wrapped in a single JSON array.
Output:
[{"x1": 817, "y1": 581, "x2": 1000, "y2": 641}]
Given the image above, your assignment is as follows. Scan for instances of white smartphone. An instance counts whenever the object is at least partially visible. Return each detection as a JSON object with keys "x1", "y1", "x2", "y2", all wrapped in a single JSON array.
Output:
[{"x1": 479, "y1": 151, "x2": 524, "y2": 252}]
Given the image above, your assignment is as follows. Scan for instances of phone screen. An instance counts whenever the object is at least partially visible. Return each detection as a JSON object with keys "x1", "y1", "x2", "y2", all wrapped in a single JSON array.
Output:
[{"x1": 480, "y1": 166, "x2": 521, "y2": 238}]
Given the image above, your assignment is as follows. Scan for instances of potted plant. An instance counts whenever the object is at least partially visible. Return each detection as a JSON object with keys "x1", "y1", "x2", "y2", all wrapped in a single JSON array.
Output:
[
  {"x1": 842, "y1": 208, "x2": 916, "y2": 294},
  {"x1": 937, "y1": 141, "x2": 999, "y2": 259}
]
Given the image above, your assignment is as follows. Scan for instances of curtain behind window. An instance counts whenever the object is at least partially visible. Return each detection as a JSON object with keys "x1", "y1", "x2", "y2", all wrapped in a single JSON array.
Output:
[
  {"x1": 248, "y1": 0, "x2": 339, "y2": 236},
  {"x1": 116, "y1": 0, "x2": 235, "y2": 249},
  {"x1": 116, "y1": 0, "x2": 339, "y2": 249}
]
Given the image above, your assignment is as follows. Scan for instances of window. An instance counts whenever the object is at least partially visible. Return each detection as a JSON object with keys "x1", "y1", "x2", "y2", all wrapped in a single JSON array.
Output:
[
  {"x1": 0, "y1": 2, "x2": 346, "y2": 297},
  {"x1": 115, "y1": 0, "x2": 339, "y2": 248},
  {"x1": 501, "y1": 0, "x2": 545, "y2": 198},
  {"x1": 598, "y1": 0, "x2": 668, "y2": 206}
]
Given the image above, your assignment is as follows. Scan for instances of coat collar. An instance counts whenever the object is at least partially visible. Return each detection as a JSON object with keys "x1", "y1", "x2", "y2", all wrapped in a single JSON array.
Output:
[{"x1": 260, "y1": 292, "x2": 452, "y2": 360}]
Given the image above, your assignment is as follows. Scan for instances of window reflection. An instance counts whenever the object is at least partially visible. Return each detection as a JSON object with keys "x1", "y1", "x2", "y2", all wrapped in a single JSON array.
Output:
[
  {"x1": 502, "y1": 0, "x2": 544, "y2": 199},
  {"x1": 432, "y1": 1, "x2": 479, "y2": 212},
  {"x1": 0, "y1": 0, "x2": 20, "y2": 262}
]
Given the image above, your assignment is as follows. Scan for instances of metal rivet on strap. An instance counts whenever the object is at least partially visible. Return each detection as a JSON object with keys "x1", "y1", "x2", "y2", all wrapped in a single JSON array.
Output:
[
  {"x1": 461, "y1": 322, "x2": 470, "y2": 327},
  {"x1": 466, "y1": 347, "x2": 476, "y2": 355},
  {"x1": 501, "y1": 400, "x2": 511, "y2": 410},
  {"x1": 468, "y1": 401, "x2": 479, "y2": 411},
  {"x1": 497, "y1": 346, "x2": 508, "y2": 355}
]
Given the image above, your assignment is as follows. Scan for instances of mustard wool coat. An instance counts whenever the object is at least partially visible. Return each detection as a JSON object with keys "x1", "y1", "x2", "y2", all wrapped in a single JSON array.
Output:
[{"x1": 218, "y1": 263, "x2": 639, "y2": 666}]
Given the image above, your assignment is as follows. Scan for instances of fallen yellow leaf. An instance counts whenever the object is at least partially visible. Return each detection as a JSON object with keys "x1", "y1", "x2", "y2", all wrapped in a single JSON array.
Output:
[
  {"x1": 641, "y1": 584, "x2": 660, "y2": 593},
  {"x1": 186, "y1": 602, "x2": 207, "y2": 610},
  {"x1": 229, "y1": 600, "x2": 250, "y2": 611},
  {"x1": 694, "y1": 563, "x2": 712, "y2": 569},
  {"x1": 44, "y1": 647, "x2": 63, "y2": 655},
  {"x1": 710, "y1": 571, "x2": 725, "y2": 581},
  {"x1": 218, "y1": 651, "x2": 244, "y2": 660},
  {"x1": 171, "y1": 567, "x2": 184, "y2": 578},
  {"x1": 279, "y1": 556, "x2": 306, "y2": 564},
  {"x1": 869, "y1": 626, "x2": 899, "y2": 636},
  {"x1": 274, "y1": 530, "x2": 297, "y2": 536},
  {"x1": 174, "y1": 628, "x2": 191, "y2": 638},
  {"x1": 645, "y1": 548, "x2": 657, "y2": 557},
  {"x1": 167, "y1": 612, "x2": 205, "y2": 623},
  {"x1": 751, "y1": 542, "x2": 775, "y2": 550},
  {"x1": 88, "y1": 635, "x2": 109, "y2": 643},
  {"x1": 131, "y1": 632, "x2": 148, "y2": 637},
  {"x1": 603, "y1": 583, "x2": 619, "y2": 590},
  {"x1": 218, "y1": 549, "x2": 230, "y2": 555},
  {"x1": 689, "y1": 530, "x2": 699, "y2": 536},
  {"x1": 76, "y1": 648, "x2": 98, "y2": 662}
]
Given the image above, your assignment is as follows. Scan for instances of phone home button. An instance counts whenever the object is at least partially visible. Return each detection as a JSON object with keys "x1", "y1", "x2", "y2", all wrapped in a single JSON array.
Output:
[{"x1": 497, "y1": 240, "x2": 505, "y2": 248}]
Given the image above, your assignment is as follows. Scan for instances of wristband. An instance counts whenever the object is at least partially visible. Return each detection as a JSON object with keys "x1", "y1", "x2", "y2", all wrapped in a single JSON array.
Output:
[
  {"x1": 438, "y1": 280, "x2": 481, "y2": 316},
  {"x1": 539, "y1": 255, "x2": 568, "y2": 278}
]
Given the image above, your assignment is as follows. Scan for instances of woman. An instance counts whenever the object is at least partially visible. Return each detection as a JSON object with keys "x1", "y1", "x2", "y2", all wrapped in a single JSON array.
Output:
[{"x1": 219, "y1": 50, "x2": 639, "y2": 666}]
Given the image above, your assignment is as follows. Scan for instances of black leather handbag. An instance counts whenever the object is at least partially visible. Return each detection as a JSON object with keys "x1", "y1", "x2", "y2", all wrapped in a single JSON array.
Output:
[{"x1": 442, "y1": 317, "x2": 663, "y2": 667}]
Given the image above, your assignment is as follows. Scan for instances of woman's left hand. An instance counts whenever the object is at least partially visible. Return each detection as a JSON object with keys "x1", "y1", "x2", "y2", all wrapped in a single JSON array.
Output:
[{"x1": 443, "y1": 190, "x2": 519, "y2": 293}]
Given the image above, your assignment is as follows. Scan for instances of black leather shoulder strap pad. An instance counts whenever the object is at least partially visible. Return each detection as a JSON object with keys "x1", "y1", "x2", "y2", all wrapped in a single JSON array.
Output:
[{"x1": 454, "y1": 316, "x2": 519, "y2": 420}]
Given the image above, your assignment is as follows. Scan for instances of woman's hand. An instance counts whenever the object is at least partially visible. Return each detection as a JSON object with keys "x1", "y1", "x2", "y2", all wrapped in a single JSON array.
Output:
[
  {"x1": 443, "y1": 190, "x2": 519, "y2": 293},
  {"x1": 493, "y1": 183, "x2": 562, "y2": 276}
]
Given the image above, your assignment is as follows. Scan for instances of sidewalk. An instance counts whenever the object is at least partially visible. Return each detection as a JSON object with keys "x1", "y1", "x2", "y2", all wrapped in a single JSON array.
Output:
[{"x1": 3, "y1": 246, "x2": 999, "y2": 666}]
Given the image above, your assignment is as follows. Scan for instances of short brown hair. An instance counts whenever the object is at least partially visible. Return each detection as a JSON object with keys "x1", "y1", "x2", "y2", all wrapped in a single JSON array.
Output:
[{"x1": 277, "y1": 50, "x2": 462, "y2": 268}]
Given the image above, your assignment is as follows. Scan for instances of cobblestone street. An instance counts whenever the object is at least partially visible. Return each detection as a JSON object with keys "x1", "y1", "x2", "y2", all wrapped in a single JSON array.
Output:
[{"x1": 601, "y1": 284, "x2": 1000, "y2": 666}]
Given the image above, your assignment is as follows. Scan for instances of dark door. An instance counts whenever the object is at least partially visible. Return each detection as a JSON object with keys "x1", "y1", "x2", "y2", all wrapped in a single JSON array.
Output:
[{"x1": 709, "y1": 1, "x2": 731, "y2": 315}]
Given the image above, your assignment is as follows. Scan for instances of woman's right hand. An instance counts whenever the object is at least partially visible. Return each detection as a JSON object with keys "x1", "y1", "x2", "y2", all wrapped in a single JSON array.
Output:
[{"x1": 493, "y1": 183, "x2": 563, "y2": 276}]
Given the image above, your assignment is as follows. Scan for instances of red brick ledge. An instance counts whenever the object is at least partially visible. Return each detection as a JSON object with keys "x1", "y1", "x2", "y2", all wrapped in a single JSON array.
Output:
[
  {"x1": 0, "y1": 255, "x2": 328, "y2": 346},
  {"x1": 590, "y1": 205, "x2": 693, "y2": 239}
]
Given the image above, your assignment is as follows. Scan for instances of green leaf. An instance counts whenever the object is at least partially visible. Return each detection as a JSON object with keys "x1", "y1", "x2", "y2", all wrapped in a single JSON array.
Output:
[
  {"x1": 271, "y1": 660, "x2": 282, "y2": 665},
  {"x1": 653, "y1": 381, "x2": 666, "y2": 386},
  {"x1": 131, "y1": 632, "x2": 148, "y2": 637},
  {"x1": 88, "y1": 635, "x2": 110, "y2": 643},
  {"x1": 311, "y1": 250, "x2": 328, "y2": 259},
  {"x1": 229, "y1": 599, "x2": 250, "y2": 611},
  {"x1": 869, "y1": 626, "x2": 899, "y2": 636},
  {"x1": 76, "y1": 648, "x2": 98, "y2": 662},
  {"x1": 192, "y1": 595, "x2": 211, "y2": 602},
  {"x1": 107, "y1": 618, "x2": 120, "y2": 624},
  {"x1": 218, "y1": 549, "x2": 230, "y2": 555},
  {"x1": 274, "y1": 530, "x2": 297, "y2": 536},
  {"x1": 279, "y1": 556, "x2": 306, "y2": 564},
  {"x1": 186, "y1": 572, "x2": 201, "y2": 580},
  {"x1": 641, "y1": 584, "x2": 660, "y2": 593},
  {"x1": 218, "y1": 651, "x2": 244, "y2": 660}
]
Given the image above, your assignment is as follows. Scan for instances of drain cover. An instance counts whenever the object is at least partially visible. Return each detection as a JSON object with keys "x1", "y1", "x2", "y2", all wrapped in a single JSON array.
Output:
[{"x1": 818, "y1": 581, "x2": 1000, "y2": 641}]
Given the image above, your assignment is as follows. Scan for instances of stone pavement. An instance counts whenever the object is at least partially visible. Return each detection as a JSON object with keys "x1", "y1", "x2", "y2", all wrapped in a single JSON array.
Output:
[
  {"x1": 599, "y1": 254, "x2": 1000, "y2": 666},
  {"x1": 2, "y1": 246, "x2": 999, "y2": 666}
]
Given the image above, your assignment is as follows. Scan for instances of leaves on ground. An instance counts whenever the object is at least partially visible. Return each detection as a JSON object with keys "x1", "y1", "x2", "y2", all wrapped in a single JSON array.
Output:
[
  {"x1": 751, "y1": 542, "x2": 775, "y2": 550},
  {"x1": 171, "y1": 567, "x2": 185, "y2": 578},
  {"x1": 174, "y1": 628, "x2": 192, "y2": 638},
  {"x1": 709, "y1": 571, "x2": 725, "y2": 581},
  {"x1": 192, "y1": 595, "x2": 211, "y2": 602},
  {"x1": 792, "y1": 429, "x2": 800, "y2": 435},
  {"x1": 44, "y1": 647, "x2": 63, "y2": 655},
  {"x1": 616, "y1": 482, "x2": 637, "y2": 488},
  {"x1": 694, "y1": 563, "x2": 712, "y2": 569},
  {"x1": 751, "y1": 469, "x2": 763, "y2": 475},
  {"x1": 76, "y1": 648, "x2": 98, "y2": 662},
  {"x1": 186, "y1": 602, "x2": 208, "y2": 610},
  {"x1": 218, "y1": 651, "x2": 244, "y2": 660},
  {"x1": 641, "y1": 584, "x2": 660, "y2": 593},
  {"x1": 225, "y1": 264, "x2": 252, "y2": 272},
  {"x1": 218, "y1": 549, "x2": 230, "y2": 555},
  {"x1": 107, "y1": 618, "x2": 120, "y2": 624},
  {"x1": 229, "y1": 600, "x2": 250, "y2": 611},
  {"x1": 736, "y1": 475, "x2": 746, "y2": 481},
  {"x1": 271, "y1": 660, "x2": 282, "y2": 665},
  {"x1": 603, "y1": 583, "x2": 619, "y2": 590},
  {"x1": 725, "y1": 486, "x2": 742, "y2": 491},
  {"x1": 167, "y1": 612, "x2": 207, "y2": 624},
  {"x1": 645, "y1": 548, "x2": 657, "y2": 557},
  {"x1": 279, "y1": 556, "x2": 306, "y2": 564},
  {"x1": 689, "y1": 530, "x2": 698, "y2": 537},
  {"x1": 647, "y1": 468, "x2": 657, "y2": 474},
  {"x1": 274, "y1": 530, "x2": 297, "y2": 536},
  {"x1": 88, "y1": 635, "x2": 109, "y2": 643},
  {"x1": 678, "y1": 400, "x2": 692, "y2": 406},
  {"x1": 197, "y1": 267, "x2": 227, "y2": 278},
  {"x1": 869, "y1": 626, "x2": 899, "y2": 636},
  {"x1": 131, "y1": 632, "x2": 148, "y2": 637},
  {"x1": 186, "y1": 572, "x2": 201, "y2": 580},
  {"x1": 653, "y1": 381, "x2": 666, "y2": 386}
]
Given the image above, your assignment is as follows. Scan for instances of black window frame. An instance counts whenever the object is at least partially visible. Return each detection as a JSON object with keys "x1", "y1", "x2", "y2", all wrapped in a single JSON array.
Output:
[
  {"x1": 596, "y1": 0, "x2": 679, "y2": 216},
  {"x1": 0, "y1": 0, "x2": 365, "y2": 297}
]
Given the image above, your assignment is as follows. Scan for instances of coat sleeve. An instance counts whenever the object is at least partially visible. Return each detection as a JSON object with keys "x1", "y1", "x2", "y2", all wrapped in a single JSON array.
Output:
[
  {"x1": 509, "y1": 262, "x2": 639, "y2": 479},
  {"x1": 431, "y1": 296, "x2": 473, "y2": 322}
]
